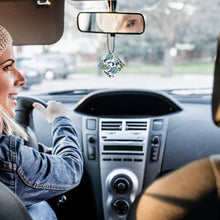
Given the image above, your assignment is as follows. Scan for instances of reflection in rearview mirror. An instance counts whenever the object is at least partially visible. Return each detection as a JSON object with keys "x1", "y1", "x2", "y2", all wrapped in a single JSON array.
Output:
[{"x1": 77, "y1": 12, "x2": 145, "y2": 34}]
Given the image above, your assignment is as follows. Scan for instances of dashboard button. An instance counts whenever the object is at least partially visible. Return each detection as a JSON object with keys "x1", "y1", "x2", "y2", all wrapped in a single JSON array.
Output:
[
  {"x1": 151, "y1": 136, "x2": 159, "y2": 145},
  {"x1": 87, "y1": 135, "x2": 96, "y2": 160},
  {"x1": 152, "y1": 119, "x2": 163, "y2": 131},
  {"x1": 86, "y1": 119, "x2": 96, "y2": 130},
  {"x1": 150, "y1": 146, "x2": 159, "y2": 161},
  {"x1": 88, "y1": 136, "x2": 96, "y2": 143}
]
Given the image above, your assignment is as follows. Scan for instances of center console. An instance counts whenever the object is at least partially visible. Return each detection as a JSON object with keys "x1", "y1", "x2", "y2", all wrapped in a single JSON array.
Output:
[
  {"x1": 99, "y1": 118, "x2": 149, "y2": 219},
  {"x1": 82, "y1": 115, "x2": 168, "y2": 220},
  {"x1": 76, "y1": 89, "x2": 178, "y2": 220}
]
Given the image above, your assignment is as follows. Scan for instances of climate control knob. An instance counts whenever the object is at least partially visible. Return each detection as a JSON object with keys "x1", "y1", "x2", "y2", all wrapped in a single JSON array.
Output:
[
  {"x1": 112, "y1": 177, "x2": 131, "y2": 194},
  {"x1": 112, "y1": 199, "x2": 129, "y2": 215}
]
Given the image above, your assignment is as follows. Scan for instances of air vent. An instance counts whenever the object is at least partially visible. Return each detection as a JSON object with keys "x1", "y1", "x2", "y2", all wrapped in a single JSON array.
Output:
[
  {"x1": 101, "y1": 121, "x2": 122, "y2": 130},
  {"x1": 126, "y1": 121, "x2": 147, "y2": 130}
]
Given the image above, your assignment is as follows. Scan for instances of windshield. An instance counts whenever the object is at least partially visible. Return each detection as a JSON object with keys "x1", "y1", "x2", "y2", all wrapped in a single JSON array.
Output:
[{"x1": 17, "y1": 0, "x2": 219, "y2": 95}]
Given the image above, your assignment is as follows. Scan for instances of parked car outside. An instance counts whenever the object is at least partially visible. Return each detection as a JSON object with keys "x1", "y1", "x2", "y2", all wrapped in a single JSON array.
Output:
[
  {"x1": 32, "y1": 52, "x2": 76, "y2": 80},
  {"x1": 15, "y1": 57, "x2": 42, "y2": 90},
  {"x1": 58, "y1": 53, "x2": 76, "y2": 77}
]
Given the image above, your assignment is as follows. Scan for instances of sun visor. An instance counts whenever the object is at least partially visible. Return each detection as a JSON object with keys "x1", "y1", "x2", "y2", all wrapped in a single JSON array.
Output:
[
  {"x1": 0, "y1": 0, "x2": 64, "y2": 45},
  {"x1": 212, "y1": 34, "x2": 220, "y2": 126}
]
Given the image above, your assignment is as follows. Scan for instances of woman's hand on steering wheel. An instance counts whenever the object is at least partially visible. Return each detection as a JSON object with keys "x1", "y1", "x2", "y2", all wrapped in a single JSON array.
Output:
[{"x1": 33, "y1": 101, "x2": 68, "y2": 125}]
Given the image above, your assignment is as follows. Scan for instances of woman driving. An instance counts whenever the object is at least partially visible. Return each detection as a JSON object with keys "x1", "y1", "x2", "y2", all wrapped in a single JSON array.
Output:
[{"x1": 0, "y1": 25, "x2": 83, "y2": 220}]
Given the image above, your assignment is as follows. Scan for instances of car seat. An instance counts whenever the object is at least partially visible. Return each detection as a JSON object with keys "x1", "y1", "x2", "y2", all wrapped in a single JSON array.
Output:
[
  {"x1": 127, "y1": 156, "x2": 220, "y2": 220},
  {"x1": 0, "y1": 181, "x2": 32, "y2": 220}
]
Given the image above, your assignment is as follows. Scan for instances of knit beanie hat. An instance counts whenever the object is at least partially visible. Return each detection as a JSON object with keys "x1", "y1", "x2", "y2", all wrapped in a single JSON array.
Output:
[{"x1": 0, "y1": 26, "x2": 13, "y2": 56}]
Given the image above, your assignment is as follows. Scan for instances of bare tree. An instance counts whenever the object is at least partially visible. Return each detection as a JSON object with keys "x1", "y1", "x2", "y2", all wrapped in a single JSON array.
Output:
[{"x1": 147, "y1": 0, "x2": 193, "y2": 76}]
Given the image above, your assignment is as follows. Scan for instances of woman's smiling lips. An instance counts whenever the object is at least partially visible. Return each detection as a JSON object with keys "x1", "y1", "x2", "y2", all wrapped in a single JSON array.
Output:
[{"x1": 8, "y1": 94, "x2": 18, "y2": 106}]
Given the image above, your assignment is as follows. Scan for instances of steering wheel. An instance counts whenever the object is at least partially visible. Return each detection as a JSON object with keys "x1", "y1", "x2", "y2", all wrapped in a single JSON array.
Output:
[{"x1": 15, "y1": 96, "x2": 47, "y2": 151}]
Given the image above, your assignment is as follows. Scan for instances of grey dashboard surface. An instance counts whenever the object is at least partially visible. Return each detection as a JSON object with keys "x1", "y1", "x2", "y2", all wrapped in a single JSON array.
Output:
[
  {"x1": 32, "y1": 89, "x2": 219, "y2": 173},
  {"x1": 162, "y1": 103, "x2": 220, "y2": 173}
]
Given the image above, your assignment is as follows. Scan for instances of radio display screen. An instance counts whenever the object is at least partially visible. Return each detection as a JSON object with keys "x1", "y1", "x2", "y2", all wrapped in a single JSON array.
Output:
[{"x1": 104, "y1": 145, "x2": 143, "y2": 151}]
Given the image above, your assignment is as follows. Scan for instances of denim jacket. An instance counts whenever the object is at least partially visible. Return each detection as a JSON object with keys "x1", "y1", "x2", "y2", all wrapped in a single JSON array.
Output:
[{"x1": 0, "y1": 116, "x2": 83, "y2": 206}]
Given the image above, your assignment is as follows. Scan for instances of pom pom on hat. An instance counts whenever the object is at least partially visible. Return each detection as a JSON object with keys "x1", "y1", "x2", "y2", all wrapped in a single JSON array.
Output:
[{"x1": 0, "y1": 25, "x2": 13, "y2": 56}]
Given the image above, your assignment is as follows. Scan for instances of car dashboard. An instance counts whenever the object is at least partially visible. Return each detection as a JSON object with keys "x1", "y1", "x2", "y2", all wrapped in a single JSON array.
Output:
[{"x1": 29, "y1": 88, "x2": 220, "y2": 220}]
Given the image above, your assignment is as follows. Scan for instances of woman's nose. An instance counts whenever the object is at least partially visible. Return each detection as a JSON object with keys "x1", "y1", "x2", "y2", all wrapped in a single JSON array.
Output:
[{"x1": 14, "y1": 68, "x2": 26, "y2": 87}]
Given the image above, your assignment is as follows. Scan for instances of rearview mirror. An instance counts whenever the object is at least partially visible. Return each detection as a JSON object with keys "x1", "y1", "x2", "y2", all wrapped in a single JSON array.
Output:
[{"x1": 77, "y1": 12, "x2": 145, "y2": 34}]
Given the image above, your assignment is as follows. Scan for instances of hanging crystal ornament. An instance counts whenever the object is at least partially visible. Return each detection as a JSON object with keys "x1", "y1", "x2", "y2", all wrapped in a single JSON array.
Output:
[{"x1": 98, "y1": 34, "x2": 125, "y2": 77}]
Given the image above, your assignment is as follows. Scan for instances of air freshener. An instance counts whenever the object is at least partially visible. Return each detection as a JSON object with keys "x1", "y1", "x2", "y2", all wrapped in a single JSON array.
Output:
[{"x1": 98, "y1": 53, "x2": 125, "y2": 77}]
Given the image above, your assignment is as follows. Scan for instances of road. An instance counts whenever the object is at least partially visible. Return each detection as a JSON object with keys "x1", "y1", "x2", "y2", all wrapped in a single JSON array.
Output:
[{"x1": 20, "y1": 73, "x2": 214, "y2": 95}]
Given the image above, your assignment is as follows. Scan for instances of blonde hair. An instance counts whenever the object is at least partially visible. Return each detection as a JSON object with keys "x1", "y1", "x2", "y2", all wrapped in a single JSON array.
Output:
[
  {"x1": 0, "y1": 105, "x2": 28, "y2": 141},
  {"x1": 0, "y1": 26, "x2": 27, "y2": 141}
]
